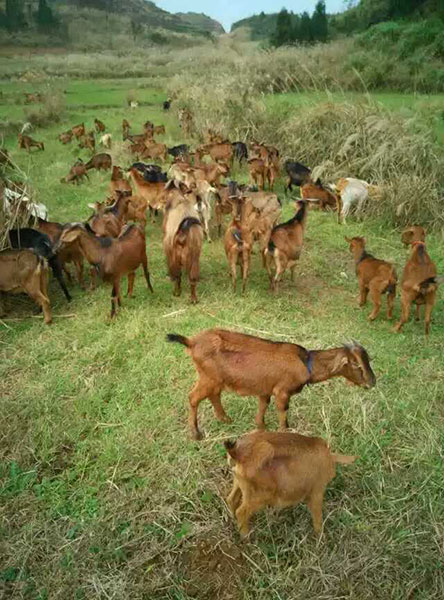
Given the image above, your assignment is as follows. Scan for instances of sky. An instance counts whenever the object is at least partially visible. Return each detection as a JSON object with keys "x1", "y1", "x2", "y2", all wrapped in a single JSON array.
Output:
[{"x1": 155, "y1": 1, "x2": 346, "y2": 32}]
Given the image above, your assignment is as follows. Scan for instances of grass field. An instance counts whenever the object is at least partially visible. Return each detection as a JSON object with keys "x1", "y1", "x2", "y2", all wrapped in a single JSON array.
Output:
[{"x1": 1, "y1": 80, "x2": 444, "y2": 599}]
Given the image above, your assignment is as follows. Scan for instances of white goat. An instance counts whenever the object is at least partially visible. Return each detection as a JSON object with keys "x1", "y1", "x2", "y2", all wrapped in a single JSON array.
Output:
[
  {"x1": 99, "y1": 133, "x2": 112, "y2": 149},
  {"x1": 194, "y1": 180, "x2": 216, "y2": 242},
  {"x1": 334, "y1": 178, "x2": 369, "y2": 224}
]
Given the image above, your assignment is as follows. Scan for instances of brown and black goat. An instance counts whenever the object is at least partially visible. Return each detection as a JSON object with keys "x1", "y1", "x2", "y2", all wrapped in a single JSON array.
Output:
[
  {"x1": 301, "y1": 180, "x2": 338, "y2": 211},
  {"x1": 167, "y1": 329, "x2": 376, "y2": 439},
  {"x1": 394, "y1": 241, "x2": 438, "y2": 335},
  {"x1": 265, "y1": 200, "x2": 307, "y2": 291},
  {"x1": 54, "y1": 224, "x2": 153, "y2": 318},
  {"x1": 18, "y1": 134, "x2": 44, "y2": 152},
  {"x1": 110, "y1": 165, "x2": 132, "y2": 198},
  {"x1": 225, "y1": 430, "x2": 357, "y2": 536},
  {"x1": 345, "y1": 236, "x2": 397, "y2": 321},
  {"x1": 163, "y1": 189, "x2": 203, "y2": 304},
  {"x1": 88, "y1": 191, "x2": 130, "y2": 238}
]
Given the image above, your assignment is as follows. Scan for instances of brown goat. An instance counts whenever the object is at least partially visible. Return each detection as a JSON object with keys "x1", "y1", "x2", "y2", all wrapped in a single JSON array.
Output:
[
  {"x1": 94, "y1": 118, "x2": 106, "y2": 133},
  {"x1": 58, "y1": 130, "x2": 73, "y2": 144},
  {"x1": 248, "y1": 158, "x2": 267, "y2": 190},
  {"x1": 88, "y1": 192, "x2": 129, "y2": 238},
  {"x1": 54, "y1": 224, "x2": 153, "y2": 318},
  {"x1": 0, "y1": 249, "x2": 52, "y2": 324},
  {"x1": 125, "y1": 194, "x2": 148, "y2": 229},
  {"x1": 394, "y1": 241, "x2": 438, "y2": 335},
  {"x1": 346, "y1": 236, "x2": 397, "y2": 321},
  {"x1": 401, "y1": 225, "x2": 426, "y2": 247},
  {"x1": 78, "y1": 131, "x2": 95, "y2": 152},
  {"x1": 122, "y1": 119, "x2": 131, "y2": 140},
  {"x1": 301, "y1": 181, "x2": 338, "y2": 211},
  {"x1": 85, "y1": 153, "x2": 112, "y2": 171},
  {"x1": 265, "y1": 201, "x2": 307, "y2": 291},
  {"x1": 24, "y1": 92, "x2": 42, "y2": 104},
  {"x1": 37, "y1": 218, "x2": 85, "y2": 288},
  {"x1": 193, "y1": 161, "x2": 229, "y2": 186},
  {"x1": 128, "y1": 167, "x2": 168, "y2": 218},
  {"x1": 243, "y1": 190, "x2": 282, "y2": 265},
  {"x1": 154, "y1": 125, "x2": 166, "y2": 136},
  {"x1": 18, "y1": 134, "x2": 44, "y2": 152},
  {"x1": 142, "y1": 141, "x2": 168, "y2": 162},
  {"x1": 61, "y1": 162, "x2": 89, "y2": 184},
  {"x1": 266, "y1": 161, "x2": 280, "y2": 191},
  {"x1": 71, "y1": 123, "x2": 85, "y2": 139},
  {"x1": 224, "y1": 197, "x2": 252, "y2": 293},
  {"x1": 163, "y1": 190, "x2": 203, "y2": 304},
  {"x1": 197, "y1": 142, "x2": 233, "y2": 164},
  {"x1": 167, "y1": 329, "x2": 376, "y2": 439},
  {"x1": 110, "y1": 166, "x2": 132, "y2": 197},
  {"x1": 225, "y1": 431, "x2": 356, "y2": 536}
]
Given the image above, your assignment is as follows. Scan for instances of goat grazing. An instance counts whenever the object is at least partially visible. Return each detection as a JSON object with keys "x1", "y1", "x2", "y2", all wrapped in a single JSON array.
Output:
[
  {"x1": 167, "y1": 329, "x2": 376, "y2": 439},
  {"x1": 301, "y1": 180, "x2": 338, "y2": 211},
  {"x1": 9, "y1": 228, "x2": 71, "y2": 302},
  {"x1": 18, "y1": 134, "x2": 44, "y2": 152},
  {"x1": 94, "y1": 118, "x2": 106, "y2": 133},
  {"x1": 61, "y1": 162, "x2": 89, "y2": 184},
  {"x1": 163, "y1": 190, "x2": 203, "y2": 304},
  {"x1": 285, "y1": 160, "x2": 312, "y2": 192},
  {"x1": 85, "y1": 153, "x2": 112, "y2": 171},
  {"x1": 54, "y1": 224, "x2": 153, "y2": 318},
  {"x1": 401, "y1": 225, "x2": 426, "y2": 247},
  {"x1": 265, "y1": 201, "x2": 307, "y2": 291},
  {"x1": 394, "y1": 241, "x2": 438, "y2": 335},
  {"x1": 122, "y1": 119, "x2": 131, "y2": 140},
  {"x1": 0, "y1": 249, "x2": 52, "y2": 324},
  {"x1": 225, "y1": 430, "x2": 357, "y2": 536},
  {"x1": 58, "y1": 130, "x2": 73, "y2": 145},
  {"x1": 345, "y1": 236, "x2": 397, "y2": 321},
  {"x1": 71, "y1": 123, "x2": 85, "y2": 139},
  {"x1": 99, "y1": 133, "x2": 112, "y2": 149}
]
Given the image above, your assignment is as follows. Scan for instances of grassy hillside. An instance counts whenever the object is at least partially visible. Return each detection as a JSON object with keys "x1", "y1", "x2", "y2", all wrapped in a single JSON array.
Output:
[
  {"x1": 1, "y1": 78, "x2": 443, "y2": 600},
  {"x1": 176, "y1": 12, "x2": 224, "y2": 34}
]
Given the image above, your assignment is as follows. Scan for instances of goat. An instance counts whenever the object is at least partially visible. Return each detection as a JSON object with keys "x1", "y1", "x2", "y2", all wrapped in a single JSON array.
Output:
[
  {"x1": 99, "y1": 133, "x2": 112, "y2": 149},
  {"x1": 37, "y1": 218, "x2": 85, "y2": 288},
  {"x1": 232, "y1": 142, "x2": 248, "y2": 166},
  {"x1": 78, "y1": 131, "x2": 95, "y2": 152},
  {"x1": 401, "y1": 225, "x2": 426, "y2": 247},
  {"x1": 224, "y1": 190, "x2": 252, "y2": 293},
  {"x1": 301, "y1": 180, "x2": 338, "y2": 211},
  {"x1": 8, "y1": 228, "x2": 71, "y2": 302},
  {"x1": 178, "y1": 108, "x2": 194, "y2": 136},
  {"x1": 85, "y1": 153, "x2": 112, "y2": 171},
  {"x1": 266, "y1": 160, "x2": 279, "y2": 191},
  {"x1": 225, "y1": 431, "x2": 357, "y2": 536},
  {"x1": 250, "y1": 142, "x2": 279, "y2": 164},
  {"x1": 168, "y1": 144, "x2": 189, "y2": 161},
  {"x1": 194, "y1": 161, "x2": 229, "y2": 186},
  {"x1": 394, "y1": 241, "x2": 438, "y2": 335},
  {"x1": 71, "y1": 123, "x2": 85, "y2": 139},
  {"x1": 284, "y1": 160, "x2": 312, "y2": 192},
  {"x1": 58, "y1": 130, "x2": 73, "y2": 145},
  {"x1": 130, "y1": 101, "x2": 139, "y2": 109},
  {"x1": 194, "y1": 180, "x2": 217, "y2": 241},
  {"x1": 154, "y1": 125, "x2": 166, "y2": 136},
  {"x1": 88, "y1": 191, "x2": 129, "y2": 237},
  {"x1": 54, "y1": 224, "x2": 153, "y2": 318},
  {"x1": 110, "y1": 165, "x2": 132, "y2": 197},
  {"x1": 128, "y1": 167, "x2": 168, "y2": 219},
  {"x1": 61, "y1": 162, "x2": 89, "y2": 184},
  {"x1": 125, "y1": 194, "x2": 148, "y2": 229},
  {"x1": 122, "y1": 119, "x2": 131, "y2": 140},
  {"x1": 94, "y1": 118, "x2": 106, "y2": 133},
  {"x1": 167, "y1": 329, "x2": 376, "y2": 440},
  {"x1": 163, "y1": 189, "x2": 203, "y2": 304},
  {"x1": 248, "y1": 158, "x2": 267, "y2": 190},
  {"x1": 18, "y1": 134, "x2": 44, "y2": 152},
  {"x1": 163, "y1": 99, "x2": 171, "y2": 111},
  {"x1": 0, "y1": 249, "x2": 52, "y2": 324},
  {"x1": 142, "y1": 141, "x2": 168, "y2": 162},
  {"x1": 335, "y1": 178, "x2": 370, "y2": 224},
  {"x1": 132, "y1": 162, "x2": 167, "y2": 183},
  {"x1": 197, "y1": 142, "x2": 233, "y2": 164},
  {"x1": 265, "y1": 201, "x2": 307, "y2": 291},
  {"x1": 345, "y1": 236, "x2": 397, "y2": 321}
]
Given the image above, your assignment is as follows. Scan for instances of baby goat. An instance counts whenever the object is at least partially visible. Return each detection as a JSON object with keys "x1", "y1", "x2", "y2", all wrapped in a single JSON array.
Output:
[
  {"x1": 167, "y1": 329, "x2": 376, "y2": 439},
  {"x1": 345, "y1": 236, "x2": 397, "y2": 321},
  {"x1": 394, "y1": 241, "x2": 438, "y2": 335},
  {"x1": 225, "y1": 430, "x2": 356, "y2": 536}
]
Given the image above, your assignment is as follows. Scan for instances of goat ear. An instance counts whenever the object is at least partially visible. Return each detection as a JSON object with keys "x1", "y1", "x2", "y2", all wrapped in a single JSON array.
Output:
[
  {"x1": 333, "y1": 352, "x2": 348, "y2": 372},
  {"x1": 244, "y1": 441, "x2": 274, "y2": 479}
]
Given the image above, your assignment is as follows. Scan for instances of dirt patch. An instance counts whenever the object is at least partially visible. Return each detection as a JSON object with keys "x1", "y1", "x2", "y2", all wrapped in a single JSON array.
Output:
[{"x1": 180, "y1": 535, "x2": 247, "y2": 600}]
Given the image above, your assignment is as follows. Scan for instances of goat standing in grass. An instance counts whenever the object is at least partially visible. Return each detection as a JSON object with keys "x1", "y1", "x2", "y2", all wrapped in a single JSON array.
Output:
[
  {"x1": 265, "y1": 200, "x2": 307, "y2": 292},
  {"x1": 54, "y1": 224, "x2": 153, "y2": 318},
  {"x1": 225, "y1": 431, "x2": 357, "y2": 536},
  {"x1": 345, "y1": 236, "x2": 397, "y2": 321},
  {"x1": 167, "y1": 329, "x2": 376, "y2": 440},
  {"x1": 394, "y1": 241, "x2": 438, "y2": 335},
  {"x1": 224, "y1": 187, "x2": 253, "y2": 293},
  {"x1": 163, "y1": 189, "x2": 203, "y2": 304}
]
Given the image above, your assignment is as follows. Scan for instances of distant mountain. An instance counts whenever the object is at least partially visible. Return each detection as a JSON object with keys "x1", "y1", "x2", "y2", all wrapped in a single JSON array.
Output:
[
  {"x1": 230, "y1": 12, "x2": 278, "y2": 39},
  {"x1": 176, "y1": 12, "x2": 225, "y2": 35}
]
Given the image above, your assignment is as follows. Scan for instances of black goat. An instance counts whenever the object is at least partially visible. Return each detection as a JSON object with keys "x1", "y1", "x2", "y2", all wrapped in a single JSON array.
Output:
[
  {"x1": 131, "y1": 162, "x2": 167, "y2": 183},
  {"x1": 168, "y1": 144, "x2": 189, "y2": 160},
  {"x1": 8, "y1": 229, "x2": 72, "y2": 302},
  {"x1": 284, "y1": 160, "x2": 312, "y2": 193},
  {"x1": 232, "y1": 142, "x2": 248, "y2": 165}
]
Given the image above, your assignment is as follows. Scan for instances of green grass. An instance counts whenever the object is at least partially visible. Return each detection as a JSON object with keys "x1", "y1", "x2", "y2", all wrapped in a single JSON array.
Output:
[{"x1": 1, "y1": 80, "x2": 444, "y2": 600}]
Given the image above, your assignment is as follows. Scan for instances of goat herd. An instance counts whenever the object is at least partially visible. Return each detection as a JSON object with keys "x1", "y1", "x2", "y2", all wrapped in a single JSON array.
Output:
[{"x1": 0, "y1": 98, "x2": 440, "y2": 537}]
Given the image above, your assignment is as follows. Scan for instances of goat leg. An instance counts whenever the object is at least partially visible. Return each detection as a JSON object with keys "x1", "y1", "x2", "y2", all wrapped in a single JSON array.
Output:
[
  {"x1": 127, "y1": 272, "x2": 135, "y2": 298},
  {"x1": 307, "y1": 488, "x2": 325, "y2": 535},
  {"x1": 50, "y1": 256, "x2": 72, "y2": 302},
  {"x1": 209, "y1": 392, "x2": 231, "y2": 423},
  {"x1": 255, "y1": 395, "x2": 271, "y2": 430},
  {"x1": 226, "y1": 480, "x2": 242, "y2": 515},
  {"x1": 142, "y1": 258, "x2": 154, "y2": 293},
  {"x1": 275, "y1": 391, "x2": 290, "y2": 430}
]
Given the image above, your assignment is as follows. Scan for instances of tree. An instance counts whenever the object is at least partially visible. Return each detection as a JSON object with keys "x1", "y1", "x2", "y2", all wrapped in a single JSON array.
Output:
[
  {"x1": 35, "y1": 0, "x2": 57, "y2": 31},
  {"x1": 298, "y1": 11, "x2": 313, "y2": 42},
  {"x1": 5, "y1": 0, "x2": 26, "y2": 32},
  {"x1": 130, "y1": 19, "x2": 143, "y2": 41},
  {"x1": 311, "y1": 1, "x2": 328, "y2": 42},
  {"x1": 270, "y1": 8, "x2": 293, "y2": 47}
]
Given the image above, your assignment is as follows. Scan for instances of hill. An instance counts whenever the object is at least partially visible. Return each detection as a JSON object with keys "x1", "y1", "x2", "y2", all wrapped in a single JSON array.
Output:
[
  {"x1": 176, "y1": 12, "x2": 224, "y2": 35},
  {"x1": 230, "y1": 11, "x2": 277, "y2": 39}
]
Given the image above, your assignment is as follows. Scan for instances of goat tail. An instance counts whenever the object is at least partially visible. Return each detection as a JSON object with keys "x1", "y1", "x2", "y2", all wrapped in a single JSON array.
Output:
[
  {"x1": 166, "y1": 333, "x2": 191, "y2": 347},
  {"x1": 386, "y1": 267, "x2": 397, "y2": 295},
  {"x1": 267, "y1": 239, "x2": 276, "y2": 255}
]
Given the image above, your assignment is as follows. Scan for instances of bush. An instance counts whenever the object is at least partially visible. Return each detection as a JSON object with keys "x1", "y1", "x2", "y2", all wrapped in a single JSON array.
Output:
[{"x1": 24, "y1": 90, "x2": 65, "y2": 128}]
